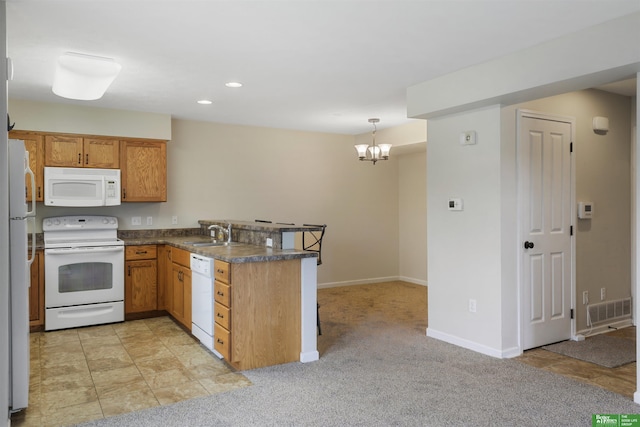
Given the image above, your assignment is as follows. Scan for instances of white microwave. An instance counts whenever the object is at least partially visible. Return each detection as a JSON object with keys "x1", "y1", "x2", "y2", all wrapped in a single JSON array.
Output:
[{"x1": 44, "y1": 167, "x2": 121, "y2": 207}]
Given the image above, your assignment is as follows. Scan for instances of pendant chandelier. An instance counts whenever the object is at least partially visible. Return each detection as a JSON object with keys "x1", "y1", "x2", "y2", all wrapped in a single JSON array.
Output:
[{"x1": 354, "y1": 118, "x2": 392, "y2": 165}]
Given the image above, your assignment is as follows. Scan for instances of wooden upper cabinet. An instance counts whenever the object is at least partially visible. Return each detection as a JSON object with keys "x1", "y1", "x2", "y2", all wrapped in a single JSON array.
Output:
[
  {"x1": 45, "y1": 135, "x2": 119, "y2": 168},
  {"x1": 44, "y1": 135, "x2": 84, "y2": 167},
  {"x1": 120, "y1": 140, "x2": 167, "y2": 202},
  {"x1": 9, "y1": 131, "x2": 44, "y2": 202},
  {"x1": 84, "y1": 138, "x2": 120, "y2": 168}
]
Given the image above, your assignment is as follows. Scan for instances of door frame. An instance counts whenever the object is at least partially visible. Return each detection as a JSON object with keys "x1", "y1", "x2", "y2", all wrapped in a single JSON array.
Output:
[{"x1": 516, "y1": 109, "x2": 577, "y2": 351}]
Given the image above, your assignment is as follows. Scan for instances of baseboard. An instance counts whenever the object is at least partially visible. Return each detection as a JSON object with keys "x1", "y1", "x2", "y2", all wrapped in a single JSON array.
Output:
[
  {"x1": 318, "y1": 276, "x2": 427, "y2": 289},
  {"x1": 576, "y1": 318, "x2": 634, "y2": 338},
  {"x1": 397, "y1": 276, "x2": 428, "y2": 287},
  {"x1": 300, "y1": 350, "x2": 319, "y2": 363},
  {"x1": 426, "y1": 327, "x2": 515, "y2": 359}
]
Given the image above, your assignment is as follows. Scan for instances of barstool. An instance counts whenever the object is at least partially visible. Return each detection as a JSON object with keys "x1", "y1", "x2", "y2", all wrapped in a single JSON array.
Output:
[{"x1": 302, "y1": 224, "x2": 326, "y2": 335}]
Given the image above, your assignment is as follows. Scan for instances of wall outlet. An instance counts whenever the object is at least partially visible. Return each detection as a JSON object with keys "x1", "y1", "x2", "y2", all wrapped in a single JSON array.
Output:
[
  {"x1": 132, "y1": 216, "x2": 141, "y2": 226},
  {"x1": 171, "y1": 216, "x2": 178, "y2": 225},
  {"x1": 468, "y1": 299, "x2": 477, "y2": 313},
  {"x1": 266, "y1": 238, "x2": 273, "y2": 248},
  {"x1": 146, "y1": 216, "x2": 153, "y2": 226},
  {"x1": 600, "y1": 287, "x2": 606, "y2": 301},
  {"x1": 583, "y1": 291, "x2": 589, "y2": 305}
]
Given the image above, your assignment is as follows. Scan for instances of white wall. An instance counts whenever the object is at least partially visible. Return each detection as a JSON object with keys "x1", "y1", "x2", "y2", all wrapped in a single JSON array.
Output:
[
  {"x1": 398, "y1": 151, "x2": 427, "y2": 285},
  {"x1": 9, "y1": 99, "x2": 171, "y2": 140},
  {"x1": 426, "y1": 105, "x2": 507, "y2": 356},
  {"x1": 409, "y1": 10, "x2": 640, "y2": 360},
  {"x1": 166, "y1": 119, "x2": 401, "y2": 287},
  {"x1": 408, "y1": 12, "x2": 640, "y2": 119}
]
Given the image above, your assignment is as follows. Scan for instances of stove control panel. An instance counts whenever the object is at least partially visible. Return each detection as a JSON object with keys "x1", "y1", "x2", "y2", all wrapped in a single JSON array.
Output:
[{"x1": 43, "y1": 215, "x2": 119, "y2": 231}]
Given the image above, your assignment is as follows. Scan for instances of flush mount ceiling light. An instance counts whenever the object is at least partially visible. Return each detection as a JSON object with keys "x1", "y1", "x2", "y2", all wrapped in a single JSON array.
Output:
[
  {"x1": 225, "y1": 81, "x2": 243, "y2": 88},
  {"x1": 52, "y1": 52, "x2": 122, "y2": 101},
  {"x1": 354, "y1": 118, "x2": 392, "y2": 165},
  {"x1": 197, "y1": 99, "x2": 213, "y2": 105}
]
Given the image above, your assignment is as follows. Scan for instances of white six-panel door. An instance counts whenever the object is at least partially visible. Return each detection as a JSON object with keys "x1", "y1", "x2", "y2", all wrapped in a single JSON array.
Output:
[{"x1": 519, "y1": 113, "x2": 573, "y2": 350}]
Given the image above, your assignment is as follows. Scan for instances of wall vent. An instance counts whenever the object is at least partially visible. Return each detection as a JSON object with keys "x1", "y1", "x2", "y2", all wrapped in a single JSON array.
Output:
[{"x1": 587, "y1": 297, "x2": 632, "y2": 325}]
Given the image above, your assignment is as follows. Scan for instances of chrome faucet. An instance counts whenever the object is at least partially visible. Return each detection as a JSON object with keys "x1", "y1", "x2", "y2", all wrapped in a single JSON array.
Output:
[{"x1": 208, "y1": 222, "x2": 232, "y2": 243}]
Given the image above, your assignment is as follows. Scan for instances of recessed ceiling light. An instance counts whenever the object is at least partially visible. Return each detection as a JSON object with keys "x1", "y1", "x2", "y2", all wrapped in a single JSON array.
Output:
[
  {"x1": 197, "y1": 99, "x2": 212, "y2": 105},
  {"x1": 225, "y1": 82, "x2": 242, "y2": 88}
]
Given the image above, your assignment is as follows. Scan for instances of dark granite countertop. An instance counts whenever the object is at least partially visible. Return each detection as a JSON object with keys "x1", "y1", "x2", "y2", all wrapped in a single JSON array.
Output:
[
  {"x1": 121, "y1": 235, "x2": 317, "y2": 264},
  {"x1": 199, "y1": 220, "x2": 324, "y2": 232},
  {"x1": 34, "y1": 222, "x2": 319, "y2": 263}
]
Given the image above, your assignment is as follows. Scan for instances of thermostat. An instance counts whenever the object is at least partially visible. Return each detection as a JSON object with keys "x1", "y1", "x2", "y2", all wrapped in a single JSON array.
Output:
[
  {"x1": 448, "y1": 198, "x2": 463, "y2": 211},
  {"x1": 578, "y1": 202, "x2": 593, "y2": 219}
]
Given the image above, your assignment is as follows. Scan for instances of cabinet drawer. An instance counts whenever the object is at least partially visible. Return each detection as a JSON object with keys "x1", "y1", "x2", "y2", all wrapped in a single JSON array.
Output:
[
  {"x1": 172, "y1": 247, "x2": 191, "y2": 268},
  {"x1": 214, "y1": 281, "x2": 230, "y2": 307},
  {"x1": 214, "y1": 323, "x2": 231, "y2": 360},
  {"x1": 125, "y1": 245, "x2": 157, "y2": 260},
  {"x1": 214, "y1": 260, "x2": 230, "y2": 283},
  {"x1": 214, "y1": 301, "x2": 231, "y2": 330}
]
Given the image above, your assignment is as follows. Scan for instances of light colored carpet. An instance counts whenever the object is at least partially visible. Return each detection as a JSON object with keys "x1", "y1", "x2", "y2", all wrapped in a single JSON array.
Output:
[
  {"x1": 543, "y1": 335, "x2": 636, "y2": 368},
  {"x1": 80, "y1": 321, "x2": 640, "y2": 426}
]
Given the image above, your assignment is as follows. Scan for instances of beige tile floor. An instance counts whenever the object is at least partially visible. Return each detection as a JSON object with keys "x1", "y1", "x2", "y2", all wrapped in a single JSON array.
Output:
[
  {"x1": 517, "y1": 326, "x2": 637, "y2": 399},
  {"x1": 10, "y1": 316, "x2": 251, "y2": 427}
]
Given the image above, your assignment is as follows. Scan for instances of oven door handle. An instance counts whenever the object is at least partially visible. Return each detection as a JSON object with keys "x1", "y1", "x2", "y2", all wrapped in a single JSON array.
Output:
[{"x1": 45, "y1": 246, "x2": 124, "y2": 255}]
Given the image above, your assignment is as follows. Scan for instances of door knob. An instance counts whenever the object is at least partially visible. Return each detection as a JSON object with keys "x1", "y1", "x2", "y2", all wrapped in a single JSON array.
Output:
[{"x1": 524, "y1": 241, "x2": 534, "y2": 249}]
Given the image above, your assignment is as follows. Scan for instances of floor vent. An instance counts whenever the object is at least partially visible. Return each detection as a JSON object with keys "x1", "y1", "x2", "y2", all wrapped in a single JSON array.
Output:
[{"x1": 587, "y1": 297, "x2": 632, "y2": 325}]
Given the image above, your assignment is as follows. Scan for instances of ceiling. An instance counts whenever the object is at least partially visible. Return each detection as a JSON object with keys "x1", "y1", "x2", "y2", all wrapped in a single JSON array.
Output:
[{"x1": 6, "y1": 1, "x2": 640, "y2": 135}]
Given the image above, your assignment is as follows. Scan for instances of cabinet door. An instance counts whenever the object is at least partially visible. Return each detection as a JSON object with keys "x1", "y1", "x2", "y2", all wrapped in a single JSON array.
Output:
[
  {"x1": 29, "y1": 251, "x2": 44, "y2": 327},
  {"x1": 120, "y1": 140, "x2": 167, "y2": 202},
  {"x1": 183, "y1": 268, "x2": 192, "y2": 329},
  {"x1": 44, "y1": 135, "x2": 84, "y2": 167},
  {"x1": 170, "y1": 263, "x2": 191, "y2": 330},
  {"x1": 157, "y1": 245, "x2": 173, "y2": 311},
  {"x1": 9, "y1": 132, "x2": 44, "y2": 202},
  {"x1": 83, "y1": 138, "x2": 119, "y2": 169},
  {"x1": 125, "y1": 259, "x2": 158, "y2": 313}
]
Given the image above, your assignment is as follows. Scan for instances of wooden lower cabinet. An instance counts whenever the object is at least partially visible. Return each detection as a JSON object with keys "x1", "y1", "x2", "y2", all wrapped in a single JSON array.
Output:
[
  {"x1": 215, "y1": 259, "x2": 301, "y2": 370},
  {"x1": 169, "y1": 247, "x2": 191, "y2": 330},
  {"x1": 124, "y1": 245, "x2": 158, "y2": 314},
  {"x1": 29, "y1": 250, "x2": 44, "y2": 329},
  {"x1": 157, "y1": 245, "x2": 172, "y2": 310}
]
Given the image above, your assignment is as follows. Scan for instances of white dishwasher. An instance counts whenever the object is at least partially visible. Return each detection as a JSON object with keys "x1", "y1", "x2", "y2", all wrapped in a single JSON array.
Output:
[{"x1": 191, "y1": 253, "x2": 217, "y2": 354}]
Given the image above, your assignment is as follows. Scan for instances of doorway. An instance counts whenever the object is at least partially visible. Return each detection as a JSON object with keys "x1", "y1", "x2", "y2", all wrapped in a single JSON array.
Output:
[{"x1": 518, "y1": 110, "x2": 575, "y2": 350}]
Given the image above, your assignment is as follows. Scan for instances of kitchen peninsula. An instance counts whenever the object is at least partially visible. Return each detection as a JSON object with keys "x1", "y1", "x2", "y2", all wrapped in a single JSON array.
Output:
[{"x1": 119, "y1": 220, "x2": 321, "y2": 370}]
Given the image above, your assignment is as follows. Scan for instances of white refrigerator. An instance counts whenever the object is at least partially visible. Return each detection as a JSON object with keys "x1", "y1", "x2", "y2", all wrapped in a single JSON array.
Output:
[{"x1": 8, "y1": 140, "x2": 35, "y2": 412}]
